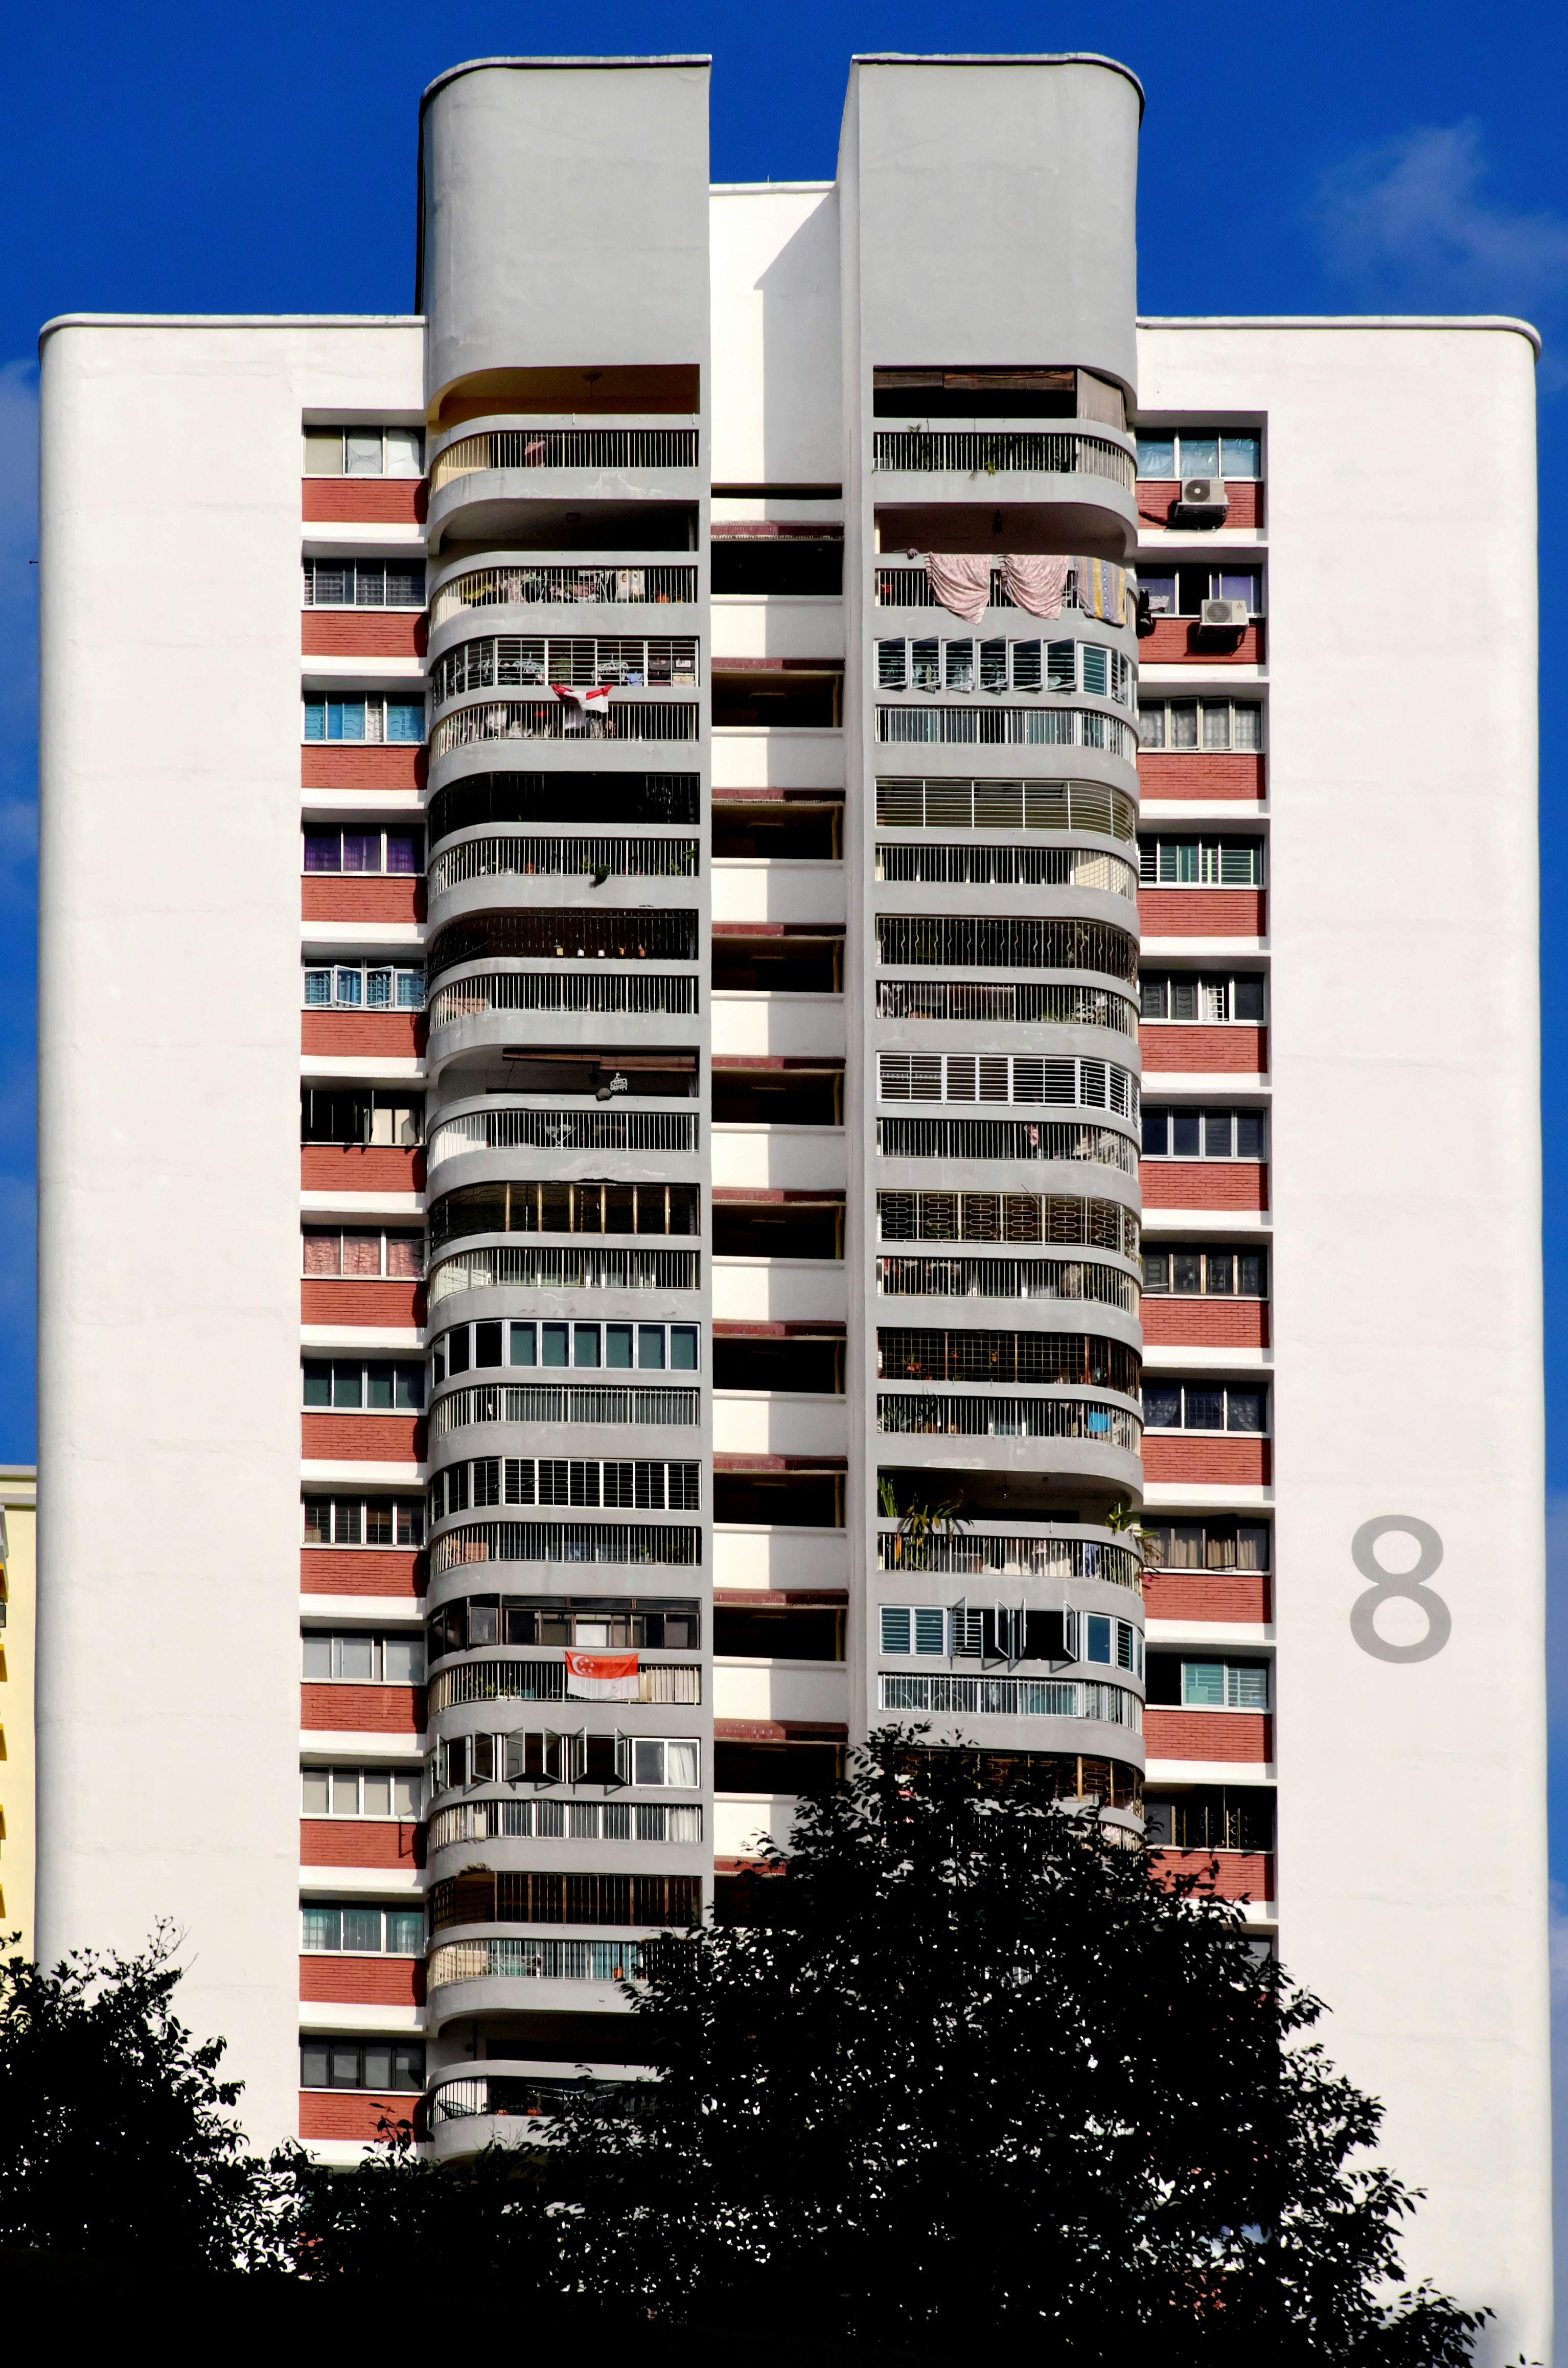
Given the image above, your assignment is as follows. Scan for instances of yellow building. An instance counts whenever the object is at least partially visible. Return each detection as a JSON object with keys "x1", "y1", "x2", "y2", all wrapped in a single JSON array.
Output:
[{"x1": 0, "y1": 1469, "x2": 36, "y2": 1955}]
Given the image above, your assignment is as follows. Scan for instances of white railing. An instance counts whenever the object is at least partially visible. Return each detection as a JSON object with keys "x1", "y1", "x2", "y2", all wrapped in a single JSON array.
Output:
[
  {"x1": 429, "y1": 1798, "x2": 702, "y2": 1848},
  {"x1": 432, "y1": 1381, "x2": 700, "y2": 1432},
  {"x1": 427, "y1": 1653, "x2": 702, "y2": 1708},
  {"x1": 430, "y1": 835, "x2": 699, "y2": 894},
  {"x1": 877, "y1": 1393, "x2": 1142, "y2": 1451},
  {"x1": 427, "y1": 1938, "x2": 645, "y2": 1987},
  {"x1": 874, "y1": 981, "x2": 1137, "y2": 1037},
  {"x1": 878, "y1": 1673, "x2": 1142, "y2": 1727},
  {"x1": 428, "y1": 1109, "x2": 698, "y2": 1167},
  {"x1": 432, "y1": 563, "x2": 698, "y2": 625},
  {"x1": 879, "y1": 1052, "x2": 1138, "y2": 1122},
  {"x1": 876, "y1": 1119, "x2": 1137, "y2": 1174},
  {"x1": 431, "y1": 700, "x2": 699, "y2": 754},
  {"x1": 874, "y1": 776, "x2": 1136, "y2": 842},
  {"x1": 431, "y1": 428, "x2": 699, "y2": 488},
  {"x1": 877, "y1": 706, "x2": 1139, "y2": 760},
  {"x1": 431, "y1": 634, "x2": 699, "y2": 702},
  {"x1": 875, "y1": 843, "x2": 1136, "y2": 899},
  {"x1": 876, "y1": 1254, "x2": 1137, "y2": 1313},
  {"x1": 428, "y1": 972, "x2": 699, "y2": 1026},
  {"x1": 872, "y1": 429, "x2": 1134, "y2": 488},
  {"x1": 875, "y1": 1532, "x2": 1142, "y2": 1588},
  {"x1": 429, "y1": 1246, "x2": 699, "y2": 1305}
]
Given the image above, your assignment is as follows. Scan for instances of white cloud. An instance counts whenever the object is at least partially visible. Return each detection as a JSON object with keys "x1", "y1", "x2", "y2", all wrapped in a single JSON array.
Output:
[{"x1": 1310, "y1": 122, "x2": 1568, "y2": 318}]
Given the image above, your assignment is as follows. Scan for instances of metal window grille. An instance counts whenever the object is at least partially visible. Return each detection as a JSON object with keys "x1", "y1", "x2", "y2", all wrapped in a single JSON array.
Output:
[
  {"x1": 426, "y1": 1656, "x2": 702, "y2": 1712},
  {"x1": 875, "y1": 843, "x2": 1136, "y2": 897},
  {"x1": 876, "y1": 1190, "x2": 1138, "y2": 1257},
  {"x1": 878, "y1": 1051, "x2": 1138, "y2": 1120},
  {"x1": 431, "y1": 1383, "x2": 699, "y2": 1432},
  {"x1": 876, "y1": 1533, "x2": 1142, "y2": 1587},
  {"x1": 427, "y1": 1938, "x2": 648, "y2": 1986},
  {"x1": 431, "y1": 563, "x2": 698, "y2": 624},
  {"x1": 433, "y1": 1458, "x2": 700, "y2": 1516},
  {"x1": 874, "y1": 980, "x2": 1136, "y2": 1036},
  {"x1": 429, "y1": 909, "x2": 699, "y2": 979},
  {"x1": 431, "y1": 428, "x2": 699, "y2": 487},
  {"x1": 428, "y1": 1800, "x2": 702, "y2": 1850},
  {"x1": 427, "y1": 1178, "x2": 700, "y2": 1253},
  {"x1": 875, "y1": 1118, "x2": 1137, "y2": 1174},
  {"x1": 427, "y1": 971, "x2": 698, "y2": 1024},
  {"x1": 875, "y1": 1254, "x2": 1137, "y2": 1313},
  {"x1": 431, "y1": 699, "x2": 699, "y2": 755},
  {"x1": 1138, "y1": 837, "x2": 1265, "y2": 886},
  {"x1": 878, "y1": 1674, "x2": 1141, "y2": 1727},
  {"x1": 877, "y1": 1329, "x2": 1140, "y2": 1392},
  {"x1": 874, "y1": 776, "x2": 1137, "y2": 841},
  {"x1": 303, "y1": 560, "x2": 426, "y2": 609},
  {"x1": 874, "y1": 914, "x2": 1137, "y2": 981},
  {"x1": 428, "y1": 1109, "x2": 698, "y2": 1167},
  {"x1": 877, "y1": 1393, "x2": 1141, "y2": 1450},
  {"x1": 877, "y1": 705, "x2": 1139, "y2": 758},
  {"x1": 428, "y1": 1522, "x2": 702, "y2": 1582},
  {"x1": 1137, "y1": 699, "x2": 1264, "y2": 754},
  {"x1": 871, "y1": 430, "x2": 1135, "y2": 488},
  {"x1": 877, "y1": 635, "x2": 1131, "y2": 709},
  {"x1": 429, "y1": 835, "x2": 700, "y2": 893},
  {"x1": 430, "y1": 634, "x2": 700, "y2": 703},
  {"x1": 429, "y1": 1247, "x2": 699, "y2": 1306}
]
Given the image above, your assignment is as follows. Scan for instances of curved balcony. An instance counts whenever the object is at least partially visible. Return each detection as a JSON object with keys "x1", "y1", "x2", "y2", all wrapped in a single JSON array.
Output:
[
  {"x1": 875, "y1": 1383, "x2": 1143, "y2": 1496},
  {"x1": 873, "y1": 555, "x2": 1136, "y2": 640},
  {"x1": 429, "y1": 629, "x2": 701, "y2": 719},
  {"x1": 428, "y1": 764, "x2": 700, "y2": 855},
  {"x1": 424, "y1": 1931, "x2": 650, "y2": 2023},
  {"x1": 426, "y1": 418, "x2": 702, "y2": 548},
  {"x1": 428, "y1": 552, "x2": 701, "y2": 656},
  {"x1": 869, "y1": 424, "x2": 1138, "y2": 558},
  {"x1": 428, "y1": 693, "x2": 701, "y2": 784},
  {"x1": 426, "y1": 2065, "x2": 651, "y2": 2157},
  {"x1": 428, "y1": 907, "x2": 700, "y2": 985},
  {"x1": 422, "y1": 1098, "x2": 702, "y2": 1208},
  {"x1": 873, "y1": 775, "x2": 1138, "y2": 844},
  {"x1": 425, "y1": 831, "x2": 701, "y2": 951}
]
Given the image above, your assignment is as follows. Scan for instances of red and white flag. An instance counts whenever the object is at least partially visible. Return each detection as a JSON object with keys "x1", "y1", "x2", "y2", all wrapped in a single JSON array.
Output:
[
  {"x1": 565, "y1": 1649, "x2": 639, "y2": 1701},
  {"x1": 550, "y1": 682, "x2": 612, "y2": 731}
]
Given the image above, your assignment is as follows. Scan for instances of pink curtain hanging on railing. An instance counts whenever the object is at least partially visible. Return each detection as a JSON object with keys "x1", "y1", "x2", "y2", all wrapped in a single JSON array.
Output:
[
  {"x1": 1000, "y1": 554, "x2": 1071, "y2": 620},
  {"x1": 924, "y1": 552, "x2": 993, "y2": 623}
]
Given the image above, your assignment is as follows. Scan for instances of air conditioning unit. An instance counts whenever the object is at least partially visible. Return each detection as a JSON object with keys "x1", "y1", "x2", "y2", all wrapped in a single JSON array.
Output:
[
  {"x1": 1198, "y1": 596, "x2": 1250, "y2": 630},
  {"x1": 1176, "y1": 475, "x2": 1229, "y2": 520}
]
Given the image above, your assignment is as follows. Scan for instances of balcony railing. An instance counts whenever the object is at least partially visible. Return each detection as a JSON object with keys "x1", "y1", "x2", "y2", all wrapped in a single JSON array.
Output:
[
  {"x1": 877, "y1": 707, "x2": 1139, "y2": 760},
  {"x1": 429, "y1": 1798, "x2": 703, "y2": 1849},
  {"x1": 432, "y1": 563, "x2": 699, "y2": 626},
  {"x1": 431, "y1": 634, "x2": 700, "y2": 702},
  {"x1": 879, "y1": 1673, "x2": 1142, "y2": 1727},
  {"x1": 427, "y1": 1937, "x2": 646, "y2": 1986},
  {"x1": 876, "y1": 1531, "x2": 1143, "y2": 1589},
  {"x1": 876, "y1": 842, "x2": 1136, "y2": 898},
  {"x1": 875, "y1": 776, "x2": 1137, "y2": 841},
  {"x1": 429, "y1": 1246, "x2": 700, "y2": 1307},
  {"x1": 431, "y1": 700, "x2": 700, "y2": 755},
  {"x1": 428, "y1": 1109, "x2": 699, "y2": 1169},
  {"x1": 429, "y1": 2074, "x2": 642, "y2": 2125},
  {"x1": 875, "y1": 1118, "x2": 1138, "y2": 1175},
  {"x1": 426, "y1": 1656, "x2": 702, "y2": 1713},
  {"x1": 428, "y1": 1525, "x2": 703, "y2": 1586},
  {"x1": 877, "y1": 1393, "x2": 1142, "y2": 1451},
  {"x1": 431, "y1": 428, "x2": 700, "y2": 489},
  {"x1": 428, "y1": 1869, "x2": 703, "y2": 1933},
  {"x1": 430, "y1": 1380, "x2": 700, "y2": 1433},
  {"x1": 879, "y1": 1052, "x2": 1138, "y2": 1122},
  {"x1": 427, "y1": 971, "x2": 699, "y2": 1026},
  {"x1": 872, "y1": 429, "x2": 1135, "y2": 488},
  {"x1": 429, "y1": 909, "x2": 700, "y2": 978},
  {"x1": 874, "y1": 560, "x2": 1129, "y2": 623},
  {"x1": 876, "y1": 1253, "x2": 1137, "y2": 1314},
  {"x1": 878, "y1": 1327, "x2": 1140, "y2": 1393},
  {"x1": 876, "y1": 914, "x2": 1137, "y2": 981},
  {"x1": 429, "y1": 835, "x2": 699, "y2": 893},
  {"x1": 877, "y1": 1188, "x2": 1139, "y2": 1257},
  {"x1": 874, "y1": 981, "x2": 1136, "y2": 1037}
]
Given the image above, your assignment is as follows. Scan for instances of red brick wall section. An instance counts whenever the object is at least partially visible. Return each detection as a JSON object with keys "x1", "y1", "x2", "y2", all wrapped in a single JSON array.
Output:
[
  {"x1": 1136, "y1": 481, "x2": 1263, "y2": 531},
  {"x1": 301, "y1": 1011, "x2": 425, "y2": 1060},
  {"x1": 299, "y1": 2091, "x2": 419, "y2": 2142},
  {"x1": 302, "y1": 876, "x2": 426, "y2": 926},
  {"x1": 301, "y1": 1146, "x2": 425, "y2": 1194},
  {"x1": 300, "y1": 1682, "x2": 425, "y2": 1734},
  {"x1": 301, "y1": 1279, "x2": 424, "y2": 1329},
  {"x1": 1143, "y1": 1567, "x2": 1271, "y2": 1624},
  {"x1": 302, "y1": 479, "x2": 427, "y2": 525},
  {"x1": 299, "y1": 1955, "x2": 426, "y2": 2006},
  {"x1": 1140, "y1": 1162, "x2": 1269, "y2": 1211},
  {"x1": 1141, "y1": 1026, "x2": 1266, "y2": 1077},
  {"x1": 300, "y1": 1818, "x2": 424, "y2": 1869},
  {"x1": 302, "y1": 612, "x2": 428, "y2": 658},
  {"x1": 1136, "y1": 619, "x2": 1265, "y2": 667},
  {"x1": 1139, "y1": 1299, "x2": 1270, "y2": 1349},
  {"x1": 1141, "y1": 1436, "x2": 1272, "y2": 1486},
  {"x1": 1137, "y1": 753, "x2": 1266, "y2": 803},
  {"x1": 1151, "y1": 1850, "x2": 1274, "y2": 1903},
  {"x1": 1139, "y1": 890, "x2": 1265, "y2": 940},
  {"x1": 1145, "y1": 1709, "x2": 1272, "y2": 1763},
  {"x1": 301, "y1": 1549, "x2": 425, "y2": 1599},
  {"x1": 301, "y1": 1413, "x2": 424, "y2": 1464},
  {"x1": 301, "y1": 746, "x2": 426, "y2": 792}
]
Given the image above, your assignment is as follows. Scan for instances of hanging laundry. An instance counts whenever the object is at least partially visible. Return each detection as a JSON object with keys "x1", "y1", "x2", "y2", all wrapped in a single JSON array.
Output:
[
  {"x1": 925, "y1": 552, "x2": 994, "y2": 622},
  {"x1": 550, "y1": 682, "x2": 612, "y2": 733},
  {"x1": 1001, "y1": 554, "x2": 1071, "y2": 620},
  {"x1": 1072, "y1": 557, "x2": 1127, "y2": 625}
]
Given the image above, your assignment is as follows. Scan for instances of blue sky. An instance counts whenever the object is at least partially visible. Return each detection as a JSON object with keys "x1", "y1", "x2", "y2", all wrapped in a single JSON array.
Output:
[{"x1": 4, "y1": 0, "x2": 1565, "y2": 2287}]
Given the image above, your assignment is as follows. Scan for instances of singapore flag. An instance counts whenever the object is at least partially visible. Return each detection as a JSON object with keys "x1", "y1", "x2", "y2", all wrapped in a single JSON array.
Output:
[
  {"x1": 565, "y1": 1649, "x2": 640, "y2": 1701},
  {"x1": 550, "y1": 682, "x2": 612, "y2": 732}
]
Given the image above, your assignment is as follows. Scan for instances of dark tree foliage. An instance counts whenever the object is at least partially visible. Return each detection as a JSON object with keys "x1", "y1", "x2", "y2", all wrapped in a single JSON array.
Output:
[
  {"x1": 294, "y1": 2124, "x2": 564, "y2": 2281},
  {"x1": 535, "y1": 1733, "x2": 1488, "y2": 2363},
  {"x1": 0, "y1": 1923, "x2": 294, "y2": 2272}
]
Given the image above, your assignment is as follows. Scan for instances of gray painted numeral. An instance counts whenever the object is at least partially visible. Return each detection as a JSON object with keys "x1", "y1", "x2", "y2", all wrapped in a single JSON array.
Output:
[{"x1": 1350, "y1": 1516, "x2": 1450, "y2": 1662}]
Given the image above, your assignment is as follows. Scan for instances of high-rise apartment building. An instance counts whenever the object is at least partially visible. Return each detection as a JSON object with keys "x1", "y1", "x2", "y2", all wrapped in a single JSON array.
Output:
[{"x1": 36, "y1": 51, "x2": 1547, "y2": 2353}]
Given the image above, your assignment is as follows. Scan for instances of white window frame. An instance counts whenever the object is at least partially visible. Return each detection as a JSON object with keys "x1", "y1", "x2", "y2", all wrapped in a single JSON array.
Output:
[
  {"x1": 877, "y1": 634, "x2": 1133, "y2": 709},
  {"x1": 301, "y1": 1494, "x2": 426, "y2": 1549},
  {"x1": 302, "y1": 694, "x2": 427, "y2": 746},
  {"x1": 1138, "y1": 972, "x2": 1266, "y2": 1024},
  {"x1": 303, "y1": 963, "x2": 425, "y2": 1012},
  {"x1": 301, "y1": 1631, "x2": 426, "y2": 1684},
  {"x1": 1139, "y1": 1381, "x2": 1270, "y2": 1437},
  {"x1": 303, "y1": 426, "x2": 424, "y2": 479},
  {"x1": 1136, "y1": 697, "x2": 1264, "y2": 755},
  {"x1": 1141, "y1": 1106, "x2": 1269, "y2": 1162},
  {"x1": 433, "y1": 1317, "x2": 701, "y2": 1382},
  {"x1": 300, "y1": 1763, "x2": 423, "y2": 1820}
]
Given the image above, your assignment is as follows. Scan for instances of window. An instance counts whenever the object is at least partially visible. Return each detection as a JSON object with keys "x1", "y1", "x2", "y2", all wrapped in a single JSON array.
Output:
[
  {"x1": 428, "y1": 1179, "x2": 699, "y2": 1252},
  {"x1": 304, "y1": 697, "x2": 425, "y2": 745},
  {"x1": 299, "y1": 2039, "x2": 425, "y2": 2091},
  {"x1": 1136, "y1": 565, "x2": 1264, "y2": 618},
  {"x1": 1140, "y1": 1382, "x2": 1267, "y2": 1435},
  {"x1": 304, "y1": 828, "x2": 423, "y2": 876},
  {"x1": 303, "y1": 963, "x2": 424, "y2": 1012},
  {"x1": 1144, "y1": 1787, "x2": 1274, "y2": 1851},
  {"x1": 303, "y1": 427, "x2": 424, "y2": 478},
  {"x1": 303, "y1": 1496, "x2": 426, "y2": 1549},
  {"x1": 299, "y1": 1904, "x2": 425, "y2": 1954},
  {"x1": 428, "y1": 1595, "x2": 700, "y2": 1659},
  {"x1": 302, "y1": 1359, "x2": 425, "y2": 1412},
  {"x1": 1135, "y1": 433, "x2": 1261, "y2": 480},
  {"x1": 877, "y1": 635, "x2": 1133, "y2": 708},
  {"x1": 302, "y1": 560, "x2": 426, "y2": 608},
  {"x1": 302, "y1": 1632, "x2": 425, "y2": 1683},
  {"x1": 1137, "y1": 699, "x2": 1262, "y2": 754},
  {"x1": 1182, "y1": 1660, "x2": 1269, "y2": 1710},
  {"x1": 1141, "y1": 1246, "x2": 1267, "y2": 1299},
  {"x1": 877, "y1": 1189, "x2": 1138, "y2": 1257},
  {"x1": 1141, "y1": 1107, "x2": 1267, "y2": 1160},
  {"x1": 1139, "y1": 973, "x2": 1265, "y2": 1022},
  {"x1": 431, "y1": 634, "x2": 699, "y2": 699},
  {"x1": 430, "y1": 1458, "x2": 701, "y2": 1523},
  {"x1": 879, "y1": 1051, "x2": 1138, "y2": 1120},
  {"x1": 630, "y1": 1738, "x2": 701, "y2": 1789},
  {"x1": 432, "y1": 1320, "x2": 699, "y2": 1385},
  {"x1": 1140, "y1": 1518, "x2": 1271, "y2": 1572},
  {"x1": 301, "y1": 1765, "x2": 423, "y2": 1819},
  {"x1": 879, "y1": 1605, "x2": 1142, "y2": 1677},
  {"x1": 303, "y1": 1229, "x2": 424, "y2": 1280},
  {"x1": 433, "y1": 1732, "x2": 700, "y2": 1793},
  {"x1": 1063, "y1": 1608, "x2": 1144, "y2": 1677},
  {"x1": 1138, "y1": 839, "x2": 1263, "y2": 888},
  {"x1": 301, "y1": 1088, "x2": 423, "y2": 1147}
]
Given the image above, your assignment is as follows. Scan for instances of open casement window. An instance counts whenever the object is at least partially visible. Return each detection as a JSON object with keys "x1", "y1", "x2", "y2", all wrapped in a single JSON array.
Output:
[{"x1": 1063, "y1": 1607, "x2": 1144, "y2": 1677}]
